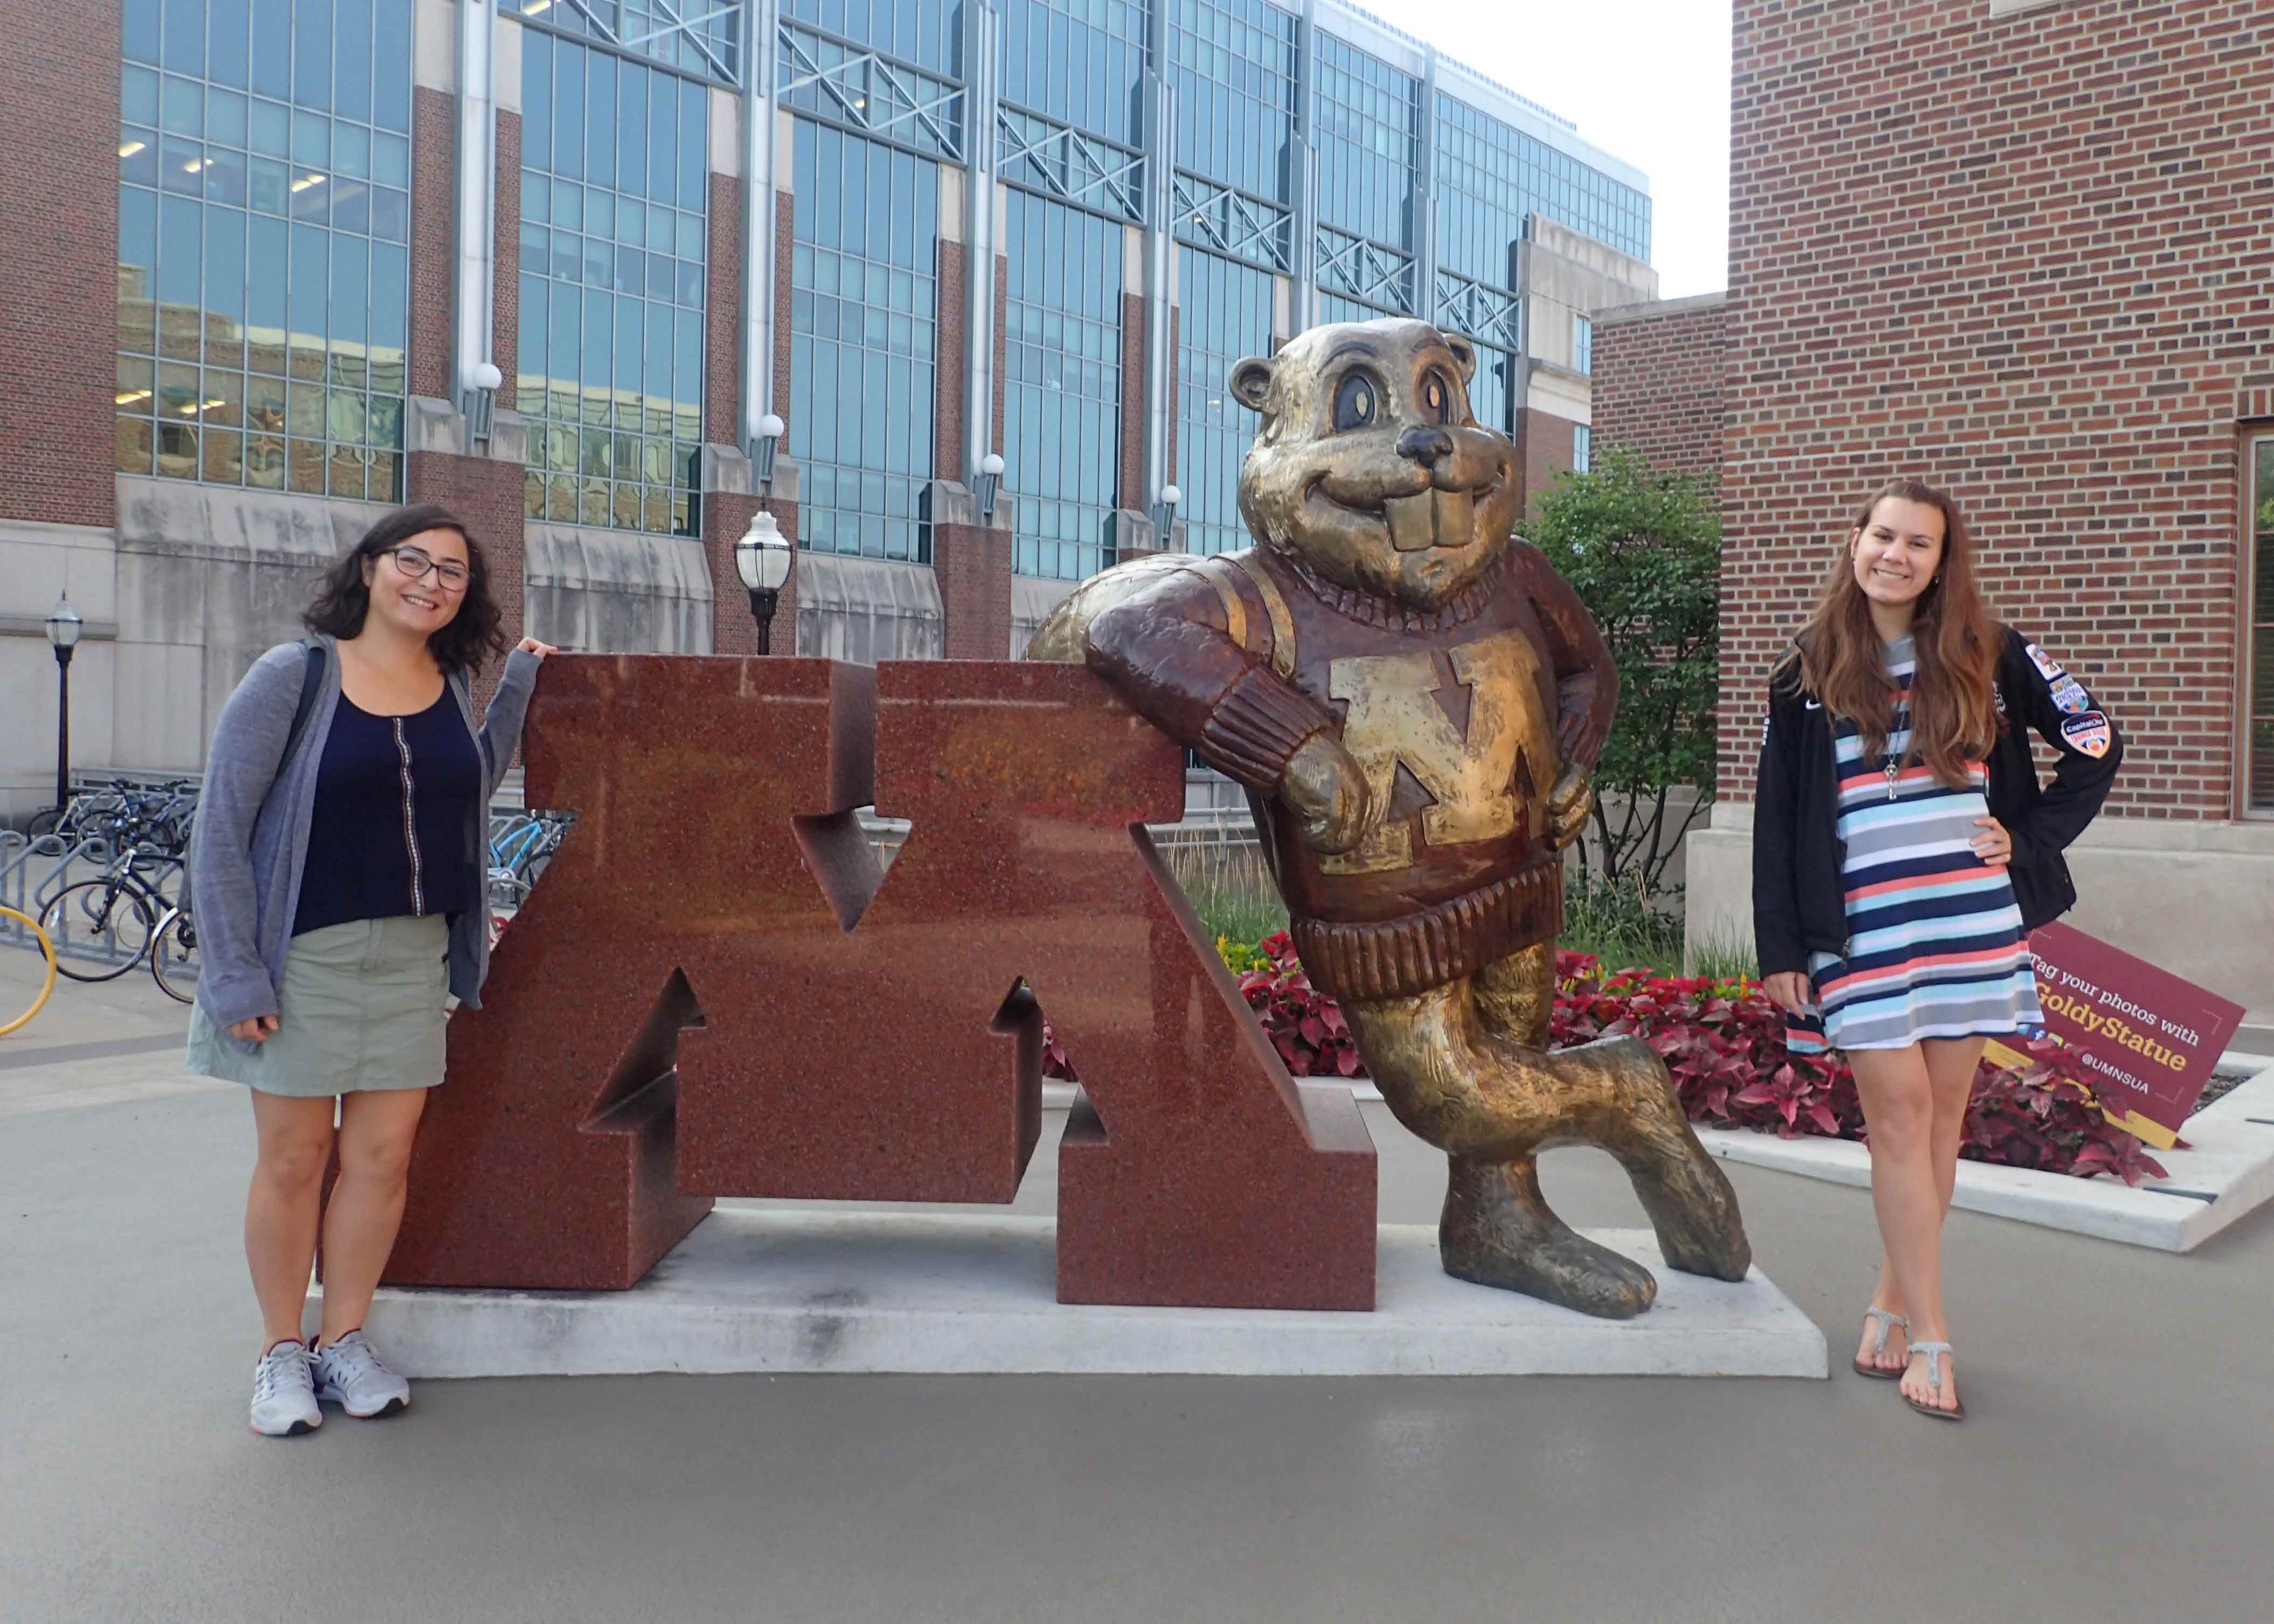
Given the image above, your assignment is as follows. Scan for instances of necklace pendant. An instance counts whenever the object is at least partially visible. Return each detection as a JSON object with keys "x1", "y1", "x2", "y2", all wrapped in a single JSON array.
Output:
[{"x1": 1884, "y1": 761, "x2": 1900, "y2": 801}]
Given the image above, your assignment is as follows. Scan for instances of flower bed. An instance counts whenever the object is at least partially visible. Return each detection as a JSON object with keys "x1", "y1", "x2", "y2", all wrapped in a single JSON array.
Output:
[{"x1": 1043, "y1": 933, "x2": 2171, "y2": 1186}]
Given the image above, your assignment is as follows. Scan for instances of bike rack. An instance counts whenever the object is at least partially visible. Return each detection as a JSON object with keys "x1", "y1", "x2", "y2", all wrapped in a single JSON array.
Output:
[{"x1": 1, "y1": 833, "x2": 141, "y2": 965}]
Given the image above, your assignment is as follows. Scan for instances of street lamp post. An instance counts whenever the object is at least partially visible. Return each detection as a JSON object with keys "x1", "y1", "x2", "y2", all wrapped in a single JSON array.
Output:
[
  {"x1": 43, "y1": 596, "x2": 82, "y2": 814},
  {"x1": 734, "y1": 508, "x2": 794, "y2": 655},
  {"x1": 1155, "y1": 483, "x2": 1181, "y2": 550}
]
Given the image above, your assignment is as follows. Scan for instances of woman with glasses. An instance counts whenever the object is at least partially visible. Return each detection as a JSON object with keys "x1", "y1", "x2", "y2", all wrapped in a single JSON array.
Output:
[{"x1": 187, "y1": 505, "x2": 556, "y2": 1436}]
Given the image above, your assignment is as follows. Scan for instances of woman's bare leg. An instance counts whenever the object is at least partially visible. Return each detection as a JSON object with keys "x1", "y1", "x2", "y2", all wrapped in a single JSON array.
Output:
[
  {"x1": 1849, "y1": 1045, "x2": 1959, "y2": 1411},
  {"x1": 246, "y1": 1092, "x2": 337, "y2": 1353},
  {"x1": 316, "y1": 1087, "x2": 429, "y2": 1346},
  {"x1": 1859, "y1": 1037, "x2": 1986, "y2": 1378}
]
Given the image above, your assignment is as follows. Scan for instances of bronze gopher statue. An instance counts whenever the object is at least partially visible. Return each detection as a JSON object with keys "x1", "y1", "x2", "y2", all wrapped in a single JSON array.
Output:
[{"x1": 1029, "y1": 318, "x2": 1750, "y2": 1317}]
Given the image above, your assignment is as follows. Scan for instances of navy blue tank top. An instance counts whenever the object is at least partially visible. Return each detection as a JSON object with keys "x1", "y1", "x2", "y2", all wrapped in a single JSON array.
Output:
[{"x1": 292, "y1": 688, "x2": 481, "y2": 937}]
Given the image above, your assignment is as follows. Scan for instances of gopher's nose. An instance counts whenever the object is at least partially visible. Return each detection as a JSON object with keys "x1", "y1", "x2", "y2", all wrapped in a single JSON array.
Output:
[{"x1": 1396, "y1": 425, "x2": 1455, "y2": 466}]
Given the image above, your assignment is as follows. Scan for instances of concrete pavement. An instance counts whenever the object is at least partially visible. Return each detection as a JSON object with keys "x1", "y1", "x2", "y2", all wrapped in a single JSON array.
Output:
[{"x1": 3, "y1": 949, "x2": 2270, "y2": 1623}]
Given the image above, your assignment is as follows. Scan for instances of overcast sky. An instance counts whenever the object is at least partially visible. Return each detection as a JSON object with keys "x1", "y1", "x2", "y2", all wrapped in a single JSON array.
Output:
[{"x1": 1393, "y1": 0, "x2": 1734, "y2": 300}]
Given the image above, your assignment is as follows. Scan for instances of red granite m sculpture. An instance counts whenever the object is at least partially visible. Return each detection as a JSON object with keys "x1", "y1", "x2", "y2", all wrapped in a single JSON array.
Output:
[{"x1": 388, "y1": 657, "x2": 1376, "y2": 1309}]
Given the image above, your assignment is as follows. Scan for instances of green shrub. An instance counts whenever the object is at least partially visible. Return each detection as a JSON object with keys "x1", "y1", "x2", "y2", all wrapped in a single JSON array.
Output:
[{"x1": 1525, "y1": 447, "x2": 1720, "y2": 910}]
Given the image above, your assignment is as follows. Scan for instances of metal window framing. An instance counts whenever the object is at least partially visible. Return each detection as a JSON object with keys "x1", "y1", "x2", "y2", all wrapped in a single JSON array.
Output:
[
  {"x1": 1172, "y1": 172, "x2": 1292, "y2": 273},
  {"x1": 524, "y1": 0, "x2": 741, "y2": 87},
  {"x1": 1315, "y1": 224, "x2": 1415, "y2": 315},
  {"x1": 1434, "y1": 268, "x2": 1520, "y2": 352},
  {"x1": 996, "y1": 106, "x2": 1146, "y2": 224},
  {"x1": 964, "y1": 0, "x2": 1000, "y2": 487},
  {"x1": 777, "y1": 18, "x2": 965, "y2": 160},
  {"x1": 740, "y1": 0, "x2": 780, "y2": 462}
]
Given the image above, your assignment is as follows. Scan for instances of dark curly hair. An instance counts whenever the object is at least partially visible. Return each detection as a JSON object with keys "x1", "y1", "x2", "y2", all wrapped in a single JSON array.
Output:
[{"x1": 304, "y1": 505, "x2": 509, "y2": 675}]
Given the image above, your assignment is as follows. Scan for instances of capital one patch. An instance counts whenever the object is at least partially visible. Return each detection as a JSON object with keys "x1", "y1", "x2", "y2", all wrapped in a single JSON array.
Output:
[
  {"x1": 2025, "y1": 642, "x2": 2067, "y2": 682},
  {"x1": 2060, "y1": 710, "x2": 2111, "y2": 758},
  {"x1": 2049, "y1": 675, "x2": 2090, "y2": 714}
]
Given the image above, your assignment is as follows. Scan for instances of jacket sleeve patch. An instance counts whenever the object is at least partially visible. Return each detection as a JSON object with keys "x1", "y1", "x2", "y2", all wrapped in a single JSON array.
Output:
[
  {"x1": 2049, "y1": 675, "x2": 2091, "y2": 713},
  {"x1": 2059, "y1": 710, "x2": 2111, "y2": 757},
  {"x1": 2024, "y1": 641, "x2": 2067, "y2": 682}
]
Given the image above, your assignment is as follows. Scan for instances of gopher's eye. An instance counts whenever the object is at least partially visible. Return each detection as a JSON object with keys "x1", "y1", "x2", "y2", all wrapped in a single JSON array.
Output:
[
  {"x1": 1421, "y1": 370, "x2": 1451, "y2": 425},
  {"x1": 1332, "y1": 373, "x2": 1377, "y2": 431}
]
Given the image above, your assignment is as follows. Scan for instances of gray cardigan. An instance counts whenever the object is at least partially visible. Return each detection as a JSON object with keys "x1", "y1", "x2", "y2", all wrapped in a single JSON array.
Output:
[{"x1": 191, "y1": 635, "x2": 541, "y2": 1034}]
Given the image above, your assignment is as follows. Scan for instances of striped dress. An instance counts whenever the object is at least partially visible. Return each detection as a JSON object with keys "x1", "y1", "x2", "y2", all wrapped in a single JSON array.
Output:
[{"x1": 1786, "y1": 634, "x2": 2042, "y2": 1055}]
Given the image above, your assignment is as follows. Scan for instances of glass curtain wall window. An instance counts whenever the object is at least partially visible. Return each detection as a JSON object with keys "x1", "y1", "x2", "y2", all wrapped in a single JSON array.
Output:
[
  {"x1": 1004, "y1": 192, "x2": 1122, "y2": 580},
  {"x1": 788, "y1": 121, "x2": 939, "y2": 564},
  {"x1": 117, "y1": 0, "x2": 414, "y2": 500},
  {"x1": 2250, "y1": 434, "x2": 2274, "y2": 813},
  {"x1": 1434, "y1": 94, "x2": 1650, "y2": 269},
  {"x1": 1315, "y1": 34, "x2": 1418, "y2": 254},
  {"x1": 1002, "y1": 0, "x2": 1145, "y2": 148},
  {"x1": 1170, "y1": 0, "x2": 1298, "y2": 206},
  {"x1": 1176, "y1": 247, "x2": 1272, "y2": 557},
  {"x1": 507, "y1": 0, "x2": 742, "y2": 81},
  {"x1": 516, "y1": 29, "x2": 710, "y2": 536},
  {"x1": 783, "y1": 0, "x2": 960, "y2": 78}
]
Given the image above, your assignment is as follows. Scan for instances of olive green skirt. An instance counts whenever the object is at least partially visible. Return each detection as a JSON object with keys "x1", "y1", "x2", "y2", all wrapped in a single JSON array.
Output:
[{"x1": 187, "y1": 915, "x2": 450, "y2": 1097}]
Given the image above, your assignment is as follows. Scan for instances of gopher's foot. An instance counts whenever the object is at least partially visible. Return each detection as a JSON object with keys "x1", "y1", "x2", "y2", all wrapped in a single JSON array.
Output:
[
  {"x1": 1578, "y1": 1035, "x2": 1755, "y2": 1285},
  {"x1": 1636, "y1": 1147, "x2": 1753, "y2": 1283},
  {"x1": 1441, "y1": 1154, "x2": 1658, "y2": 1320}
]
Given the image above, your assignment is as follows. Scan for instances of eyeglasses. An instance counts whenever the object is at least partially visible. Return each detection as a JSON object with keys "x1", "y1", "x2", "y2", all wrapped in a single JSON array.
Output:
[{"x1": 383, "y1": 546, "x2": 470, "y2": 593}]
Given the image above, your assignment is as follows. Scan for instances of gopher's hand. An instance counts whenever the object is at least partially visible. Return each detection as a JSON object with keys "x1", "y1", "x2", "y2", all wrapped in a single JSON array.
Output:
[
  {"x1": 1281, "y1": 733, "x2": 1376, "y2": 854},
  {"x1": 1546, "y1": 764, "x2": 1594, "y2": 852}
]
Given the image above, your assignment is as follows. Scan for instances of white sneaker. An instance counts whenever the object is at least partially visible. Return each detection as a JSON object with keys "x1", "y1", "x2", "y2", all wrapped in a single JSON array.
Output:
[
  {"x1": 249, "y1": 1340, "x2": 322, "y2": 1437},
  {"x1": 312, "y1": 1330, "x2": 411, "y2": 1418}
]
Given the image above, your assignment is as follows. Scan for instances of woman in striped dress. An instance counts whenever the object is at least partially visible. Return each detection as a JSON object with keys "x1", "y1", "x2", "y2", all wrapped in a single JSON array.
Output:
[{"x1": 1752, "y1": 479, "x2": 2120, "y2": 1422}]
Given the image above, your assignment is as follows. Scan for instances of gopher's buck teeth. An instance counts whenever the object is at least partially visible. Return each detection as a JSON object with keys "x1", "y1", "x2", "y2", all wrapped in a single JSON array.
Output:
[{"x1": 1384, "y1": 488, "x2": 1477, "y2": 553}]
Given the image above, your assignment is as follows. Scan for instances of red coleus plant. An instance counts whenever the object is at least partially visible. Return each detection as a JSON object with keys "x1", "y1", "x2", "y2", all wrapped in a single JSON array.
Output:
[{"x1": 1045, "y1": 941, "x2": 2171, "y2": 1185}]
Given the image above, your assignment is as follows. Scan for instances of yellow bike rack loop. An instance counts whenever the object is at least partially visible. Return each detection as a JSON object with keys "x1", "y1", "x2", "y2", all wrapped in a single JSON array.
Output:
[{"x1": 1, "y1": 904, "x2": 58, "y2": 1036}]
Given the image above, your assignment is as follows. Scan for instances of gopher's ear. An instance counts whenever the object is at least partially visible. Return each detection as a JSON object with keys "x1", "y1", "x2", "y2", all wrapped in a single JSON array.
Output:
[
  {"x1": 1442, "y1": 333, "x2": 1477, "y2": 384},
  {"x1": 1227, "y1": 355, "x2": 1276, "y2": 413}
]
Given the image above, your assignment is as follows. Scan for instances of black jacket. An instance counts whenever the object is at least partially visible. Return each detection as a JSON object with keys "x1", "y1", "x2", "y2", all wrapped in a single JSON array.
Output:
[{"x1": 1751, "y1": 625, "x2": 2121, "y2": 977}]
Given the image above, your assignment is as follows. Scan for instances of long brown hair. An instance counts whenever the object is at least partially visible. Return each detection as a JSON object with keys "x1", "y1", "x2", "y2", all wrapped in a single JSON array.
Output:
[{"x1": 1783, "y1": 478, "x2": 2000, "y2": 785}]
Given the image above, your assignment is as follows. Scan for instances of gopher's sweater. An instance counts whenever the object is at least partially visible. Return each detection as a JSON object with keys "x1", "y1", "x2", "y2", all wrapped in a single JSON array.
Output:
[{"x1": 1086, "y1": 543, "x2": 1614, "y2": 1003}]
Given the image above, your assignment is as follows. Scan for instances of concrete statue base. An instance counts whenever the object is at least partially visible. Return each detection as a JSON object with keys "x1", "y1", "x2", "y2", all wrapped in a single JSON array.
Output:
[{"x1": 326, "y1": 1208, "x2": 1828, "y2": 1379}]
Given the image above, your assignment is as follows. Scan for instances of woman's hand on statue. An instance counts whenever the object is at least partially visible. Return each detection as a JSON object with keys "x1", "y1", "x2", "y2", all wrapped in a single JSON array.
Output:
[
  {"x1": 1970, "y1": 816, "x2": 2013, "y2": 867},
  {"x1": 516, "y1": 637, "x2": 559, "y2": 659},
  {"x1": 1282, "y1": 734, "x2": 1377, "y2": 855},
  {"x1": 1762, "y1": 972, "x2": 1812, "y2": 1019},
  {"x1": 228, "y1": 1015, "x2": 280, "y2": 1044}
]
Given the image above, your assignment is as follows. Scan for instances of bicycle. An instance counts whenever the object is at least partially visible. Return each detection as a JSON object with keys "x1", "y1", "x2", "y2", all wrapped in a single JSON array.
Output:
[
  {"x1": 149, "y1": 902, "x2": 200, "y2": 1003},
  {"x1": 37, "y1": 863, "x2": 166, "y2": 982}
]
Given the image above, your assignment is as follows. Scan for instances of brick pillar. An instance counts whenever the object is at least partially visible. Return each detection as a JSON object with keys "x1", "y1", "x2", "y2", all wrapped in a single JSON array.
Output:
[
  {"x1": 408, "y1": 86, "x2": 456, "y2": 403},
  {"x1": 936, "y1": 238, "x2": 968, "y2": 478},
  {"x1": 934, "y1": 510, "x2": 1014, "y2": 659},
  {"x1": 405, "y1": 64, "x2": 524, "y2": 705},
  {"x1": 1117, "y1": 289, "x2": 1148, "y2": 513},
  {"x1": 928, "y1": 222, "x2": 1011, "y2": 655},
  {"x1": 1, "y1": 0, "x2": 120, "y2": 528},
  {"x1": 702, "y1": 168, "x2": 757, "y2": 657},
  {"x1": 493, "y1": 110, "x2": 521, "y2": 410},
  {"x1": 1513, "y1": 406, "x2": 1576, "y2": 519}
]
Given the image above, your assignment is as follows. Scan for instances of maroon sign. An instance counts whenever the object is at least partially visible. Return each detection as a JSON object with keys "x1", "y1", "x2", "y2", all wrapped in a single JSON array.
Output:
[{"x1": 2022, "y1": 921, "x2": 2244, "y2": 1147}]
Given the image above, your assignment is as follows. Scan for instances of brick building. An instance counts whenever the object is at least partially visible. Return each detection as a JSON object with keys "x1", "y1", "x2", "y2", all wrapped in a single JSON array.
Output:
[
  {"x1": 0, "y1": 0, "x2": 1661, "y2": 818},
  {"x1": 1593, "y1": 0, "x2": 2274, "y2": 1029}
]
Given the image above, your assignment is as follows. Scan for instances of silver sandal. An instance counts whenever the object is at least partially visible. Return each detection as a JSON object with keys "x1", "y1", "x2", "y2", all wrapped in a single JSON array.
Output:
[
  {"x1": 1852, "y1": 1307, "x2": 1908, "y2": 1379},
  {"x1": 1903, "y1": 1340, "x2": 1965, "y2": 1422}
]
